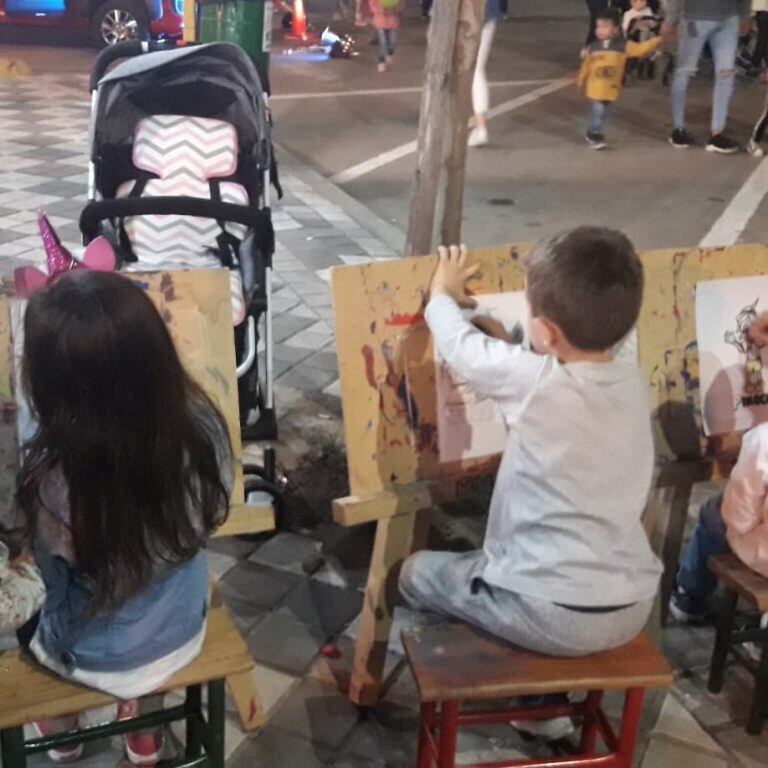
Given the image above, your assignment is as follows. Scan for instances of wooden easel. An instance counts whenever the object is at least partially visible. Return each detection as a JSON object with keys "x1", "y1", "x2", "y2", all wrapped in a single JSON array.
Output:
[
  {"x1": 0, "y1": 269, "x2": 274, "y2": 731},
  {"x1": 331, "y1": 242, "x2": 768, "y2": 706}
]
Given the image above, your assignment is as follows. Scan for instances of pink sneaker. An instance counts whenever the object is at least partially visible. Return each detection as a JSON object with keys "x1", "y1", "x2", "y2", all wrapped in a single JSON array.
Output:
[
  {"x1": 117, "y1": 700, "x2": 164, "y2": 767},
  {"x1": 30, "y1": 717, "x2": 83, "y2": 764}
]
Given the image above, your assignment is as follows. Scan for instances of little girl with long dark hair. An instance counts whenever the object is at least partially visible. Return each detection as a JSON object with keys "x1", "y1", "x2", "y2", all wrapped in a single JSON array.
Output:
[{"x1": 12, "y1": 271, "x2": 232, "y2": 765}]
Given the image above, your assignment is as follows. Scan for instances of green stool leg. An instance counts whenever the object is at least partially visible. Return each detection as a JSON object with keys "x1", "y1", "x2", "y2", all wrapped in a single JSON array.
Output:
[
  {"x1": 708, "y1": 588, "x2": 738, "y2": 694},
  {"x1": 207, "y1": 679, "x2": 226, "y2": 768},
  {"x1": 1, "y1": 726, "x2": 26, "y2": 768},
  {"x1": 185, "y1": 684, "x2": 203, "y2": 760}
]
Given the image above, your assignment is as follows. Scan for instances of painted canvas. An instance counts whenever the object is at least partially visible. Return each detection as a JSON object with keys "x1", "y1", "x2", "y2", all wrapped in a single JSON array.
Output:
[
  {"x1": 696, "y1": 276, "x2": 768, "y2": 436},
  {"x1": 435, "y1": 291, "x2": 528, "y2": 463}
]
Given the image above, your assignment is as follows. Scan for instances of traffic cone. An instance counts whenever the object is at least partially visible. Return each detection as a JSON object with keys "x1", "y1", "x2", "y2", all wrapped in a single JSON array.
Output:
[{"x1": 292, "y1": 0, "x2": 308, "y2": 40}]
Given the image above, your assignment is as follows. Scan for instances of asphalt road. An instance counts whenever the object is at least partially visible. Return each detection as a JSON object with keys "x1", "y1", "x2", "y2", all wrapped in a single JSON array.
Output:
[{"x1": 5, "y1": 0, "x2": 768, "y2": 252}]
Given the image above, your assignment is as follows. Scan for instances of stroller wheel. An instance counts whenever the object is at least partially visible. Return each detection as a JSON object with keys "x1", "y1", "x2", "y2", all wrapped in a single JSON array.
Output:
[{"x1": 90, "y1": 0, "x2": 150, "y2": 48}]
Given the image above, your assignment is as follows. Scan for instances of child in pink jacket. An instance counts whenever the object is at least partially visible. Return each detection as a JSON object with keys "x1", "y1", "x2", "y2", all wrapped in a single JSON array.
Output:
[
  {"x1": 369, "y1": 0, "x2": 404, "y2": 73},
  {"x1": 671, "y1": 312, "x2": 768, "y2": 623}
]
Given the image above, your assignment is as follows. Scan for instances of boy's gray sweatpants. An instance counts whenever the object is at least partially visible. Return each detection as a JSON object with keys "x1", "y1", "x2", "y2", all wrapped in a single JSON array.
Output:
[{"x1": 399, "y1": 550, "x2": 654, "y2": 657}]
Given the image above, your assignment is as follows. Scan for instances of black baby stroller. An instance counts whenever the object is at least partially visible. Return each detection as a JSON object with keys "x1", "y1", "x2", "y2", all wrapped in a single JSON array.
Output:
[{"x1": 80, "y1": 40, "x2": 282, "y2": 507}]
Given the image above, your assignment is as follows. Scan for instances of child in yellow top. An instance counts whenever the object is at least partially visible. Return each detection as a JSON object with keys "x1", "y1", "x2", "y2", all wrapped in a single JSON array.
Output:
[{"x1": 579, "y1": 7, "x2": 663, "y2": 149}]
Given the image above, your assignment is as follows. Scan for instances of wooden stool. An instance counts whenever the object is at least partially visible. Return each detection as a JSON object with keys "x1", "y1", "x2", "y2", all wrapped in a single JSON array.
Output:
[
  {"x1": 402, "y1": 623, "x2": 673, "y2": 768},
  {"x1": 707, "y1": 553, "x2": 768, "y2": 735},
  {"x1": 0, "y1": 604, "x2": 253, "y2": 768}
]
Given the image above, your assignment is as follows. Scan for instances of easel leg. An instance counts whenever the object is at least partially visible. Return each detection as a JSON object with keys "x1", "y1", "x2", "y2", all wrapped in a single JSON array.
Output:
[
  {"x1": 658, "y1": 462, "x2": 706, "y2": 626},
  {"x1": 210, "y1": 581, "x2": 267, "y2": 731},
  {"x1": 226, "y1": 670, "x2": 267, "y2": 731},
  {"x1": 349, "y1": 512, "x2": 418, "y2": 706}
]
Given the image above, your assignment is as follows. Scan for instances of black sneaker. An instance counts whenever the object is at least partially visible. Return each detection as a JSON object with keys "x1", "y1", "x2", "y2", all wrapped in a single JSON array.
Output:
[
  {"x1": 669, "y1": 128, "x2": 694, "y2": 148},
  {"x1": 668, "y1": 588, "x2": 706, "y2": 624},
  {"x1": 706, "y1": 133, "x2": 740, "y2": 154},
  {"x1": 586, "y1": 131, "x2": 606, "y2": 150}
]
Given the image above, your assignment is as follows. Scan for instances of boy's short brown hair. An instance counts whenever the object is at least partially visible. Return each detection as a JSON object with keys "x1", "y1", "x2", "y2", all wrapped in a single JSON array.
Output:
[{"x1": 525, "y1": 226, "x2": 643, "y2": 352}]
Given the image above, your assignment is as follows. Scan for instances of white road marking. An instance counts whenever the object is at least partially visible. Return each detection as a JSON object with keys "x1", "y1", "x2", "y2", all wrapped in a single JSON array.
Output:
[
  {"x1": 699, "y1": 157, "x2": 768, "y2": 247},
  {"x1": 269, "y1": 79, "x2": 557, "y2": 101},
  {"x1": 330, "y1": 77, "x2": 574, "y2": 185}
]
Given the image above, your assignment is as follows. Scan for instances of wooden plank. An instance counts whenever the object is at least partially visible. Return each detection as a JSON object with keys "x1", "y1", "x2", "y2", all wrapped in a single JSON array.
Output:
[
  {"x1": 402, "y1": 625, "x2": 673, "y2": 703},
  {"x1": 349, "y1": 512, "x2": 419, "y2": 706},
  {"x1": 333, "y1": 482, "x2": 450, "y2": 527},
  {"x1": 215, "y1": 502, "x2": 275, "y2": 538},
  {"x1": 0, "y1": 605, "x2": 253, "y2": 730}
]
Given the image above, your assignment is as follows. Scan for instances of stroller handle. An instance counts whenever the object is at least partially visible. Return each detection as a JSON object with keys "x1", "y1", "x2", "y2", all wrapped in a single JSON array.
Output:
[{"x1": 90, "y1": 39, "x2": 179, "y2": 92}]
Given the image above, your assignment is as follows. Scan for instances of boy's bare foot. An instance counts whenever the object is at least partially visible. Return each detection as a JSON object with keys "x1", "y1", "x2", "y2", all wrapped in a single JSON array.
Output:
[{"x1": 377, "y1": 62, "x2": 387, "y2": 73}]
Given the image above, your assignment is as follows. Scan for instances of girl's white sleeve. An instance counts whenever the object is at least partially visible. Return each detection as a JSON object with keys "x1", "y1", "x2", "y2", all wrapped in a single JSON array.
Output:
[
  {"x1": 425, "y1": 295, "x2": 546, "y2": 405},
  {"x1": 722, "y1": 426, "x2": 768, "y2": 535}
]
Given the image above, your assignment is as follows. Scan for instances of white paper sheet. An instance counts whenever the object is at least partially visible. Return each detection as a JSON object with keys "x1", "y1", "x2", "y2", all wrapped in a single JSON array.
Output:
[
  {"x1": 696, "y1": 276, "x2": 768, "y2": 436},
  {"x1": 435, "y1": 292, "x2": 528, "y2": 463}
]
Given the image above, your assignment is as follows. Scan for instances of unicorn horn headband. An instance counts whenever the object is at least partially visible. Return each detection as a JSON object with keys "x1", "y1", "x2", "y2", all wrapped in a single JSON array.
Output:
[{"x1": 13, "y1": 212, "x2": 116, "y2": 298}]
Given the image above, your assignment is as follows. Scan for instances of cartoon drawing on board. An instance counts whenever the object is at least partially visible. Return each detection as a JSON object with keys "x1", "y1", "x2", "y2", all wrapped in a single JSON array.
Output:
[
  {"x1": 696, "y1": 277, "x2": 768, "y2": 436},
  {"x1": 723, "y1": 299, "x2": 766, "y2": 400}
]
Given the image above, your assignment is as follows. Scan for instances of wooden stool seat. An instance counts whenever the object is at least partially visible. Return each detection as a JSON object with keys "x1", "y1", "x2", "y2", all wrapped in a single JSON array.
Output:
[
  {"x1": 403, "y1": 623, "x2": 672, "y2": 768},
  {"x1": 709, "y1": 553, "x2": 768, "y2": 612},
  {"x1": 0, "y1": 604, "x2": 253, "y2": 767},
  {"x1": 707, "y1": 553, "x2": 768, "y2": 735}
]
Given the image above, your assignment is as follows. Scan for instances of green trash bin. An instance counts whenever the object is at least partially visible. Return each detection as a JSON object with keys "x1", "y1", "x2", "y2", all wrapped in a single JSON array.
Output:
[{"x1": 198, "y1": 0, "x2": 272, "y2": 79}]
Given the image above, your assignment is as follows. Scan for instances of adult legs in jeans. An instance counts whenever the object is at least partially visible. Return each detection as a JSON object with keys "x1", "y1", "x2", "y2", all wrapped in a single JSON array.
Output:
[
  {"x1": 676, "y1": 494, "x2": 731, "y2": 611},
  {"x1": 469, "y1": 20, "x2": 497, "y2": 146},
  {"x1": 584, "y1": 0, "x2": 609, "y2": 45},
  {"x1": 672, "y1": 17, "x2": 739, "y2": 135}
]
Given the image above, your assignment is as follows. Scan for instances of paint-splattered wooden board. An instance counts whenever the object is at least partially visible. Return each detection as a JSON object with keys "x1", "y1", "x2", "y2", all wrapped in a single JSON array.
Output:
[
  {"x1": 639, "y1": 244, "x2": 768, "y2": 464},
  {"x1": 331, "y1": 245, "x2": 529, "y2": 504},
  {"x1": 0, "y1": 269, "x2": 245, "y2": 520},
  {"x1": 332, "y1": 243, "x2": 768, "y2": 507}
]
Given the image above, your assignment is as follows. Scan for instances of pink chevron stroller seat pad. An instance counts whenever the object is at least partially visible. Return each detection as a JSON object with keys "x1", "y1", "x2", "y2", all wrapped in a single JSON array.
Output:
[{"x1": 116, "y1": 115, "x2": 250, "y2": 324}]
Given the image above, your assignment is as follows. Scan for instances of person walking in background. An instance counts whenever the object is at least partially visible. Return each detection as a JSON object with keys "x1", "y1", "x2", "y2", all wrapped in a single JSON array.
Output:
[
  {"x1": 469, "y1": 0, "x2": 505, "y2": 147},
  {"x1": 580, "y1": 8, "x2": 663, "y2": 148},
  {"x1": 370, "y1": 0, "x2": 404, "y2": 73},
  {"x1": 663, "y1": 0, "x2": 752, "y2": 153},
  {"x1": 751, "y1": 0, "x2": 768, "y2": 71}
]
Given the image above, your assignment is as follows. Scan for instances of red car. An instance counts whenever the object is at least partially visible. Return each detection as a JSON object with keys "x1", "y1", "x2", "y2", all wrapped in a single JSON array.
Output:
[{"x1": 0, "y1": 0, "x2": 183, "y2": 47}]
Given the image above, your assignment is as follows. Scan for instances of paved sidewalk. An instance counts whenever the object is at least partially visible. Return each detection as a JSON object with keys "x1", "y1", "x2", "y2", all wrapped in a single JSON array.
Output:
[{"x1": 2, "y1": 71, "x2": 768, "y2": 768}]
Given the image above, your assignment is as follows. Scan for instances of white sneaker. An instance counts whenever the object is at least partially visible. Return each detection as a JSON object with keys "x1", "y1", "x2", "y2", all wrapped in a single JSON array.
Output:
[
  {"x1": 743, "y1": 612, "x2": 768, "y2": 661},
  {"x1": 468, "y1": 126, "x2": 488, "y2": 147},
  {"x1": 511, "y1": 716, "x2": 575, "y2": 741},
  {"x1": 748, "y1": 139, "x2": 765, "y2": 158}
]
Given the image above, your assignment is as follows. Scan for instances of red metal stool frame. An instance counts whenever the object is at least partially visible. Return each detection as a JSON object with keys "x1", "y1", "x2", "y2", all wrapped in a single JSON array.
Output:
[{"x1": 416, "y1": 688, "x2": 646, "y2": 768}]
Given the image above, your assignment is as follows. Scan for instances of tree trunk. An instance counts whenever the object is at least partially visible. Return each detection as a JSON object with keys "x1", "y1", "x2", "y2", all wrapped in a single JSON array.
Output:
[
  {"x1": 441, "y1": 0, "x2": 484, "y2": 246},
  {"x1": 404, "y1": 3, "x2": 461, "y2": 257}
]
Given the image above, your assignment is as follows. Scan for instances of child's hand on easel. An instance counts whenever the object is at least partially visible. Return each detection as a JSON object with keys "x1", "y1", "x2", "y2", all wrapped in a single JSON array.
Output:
[
  {"x1": 430, "y1": 245, "x2": 479, "y2": 308},
  {"x1": 748, "y1": 312, "x2": 768, "y2": 347}
]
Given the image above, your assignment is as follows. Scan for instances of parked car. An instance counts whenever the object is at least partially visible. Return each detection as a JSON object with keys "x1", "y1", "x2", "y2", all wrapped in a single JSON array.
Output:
[{"x1": 0, "y1": 0, "x2": 183, "y2": 47}]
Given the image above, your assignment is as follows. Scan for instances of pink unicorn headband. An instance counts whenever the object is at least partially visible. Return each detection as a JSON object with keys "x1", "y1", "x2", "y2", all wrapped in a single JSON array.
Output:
[{"x1": 13, "y1": 213, "x2": 116, "y2": 298}]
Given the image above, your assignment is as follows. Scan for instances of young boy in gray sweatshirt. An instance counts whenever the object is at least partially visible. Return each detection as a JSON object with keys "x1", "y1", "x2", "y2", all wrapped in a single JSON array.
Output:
[
  {"x1": 663, "y1": 0, "x2": 752, "y2": 152},
  {"x1": 400, "y1": 229, "x2": 662, "y2": 738}
]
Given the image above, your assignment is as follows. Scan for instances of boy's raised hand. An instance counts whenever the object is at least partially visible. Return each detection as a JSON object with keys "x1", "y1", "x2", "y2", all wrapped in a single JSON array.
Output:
[{"x1": 430, "y1": 245, "x2": 479, "y2": 308}]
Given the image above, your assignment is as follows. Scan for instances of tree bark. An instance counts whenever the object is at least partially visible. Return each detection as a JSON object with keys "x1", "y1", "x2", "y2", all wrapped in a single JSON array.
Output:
[
  {"x1": 404, "y1": 3, "x2": 461, "y2": 257},
  {"x1": 440, "y1": 0, "x2": 484, "y2": 246}
]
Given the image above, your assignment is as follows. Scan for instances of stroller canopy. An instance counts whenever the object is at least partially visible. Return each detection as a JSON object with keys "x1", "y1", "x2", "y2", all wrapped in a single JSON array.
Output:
[{"x1": 92, "y1": 43, "x2": 271, "y2": 201}]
